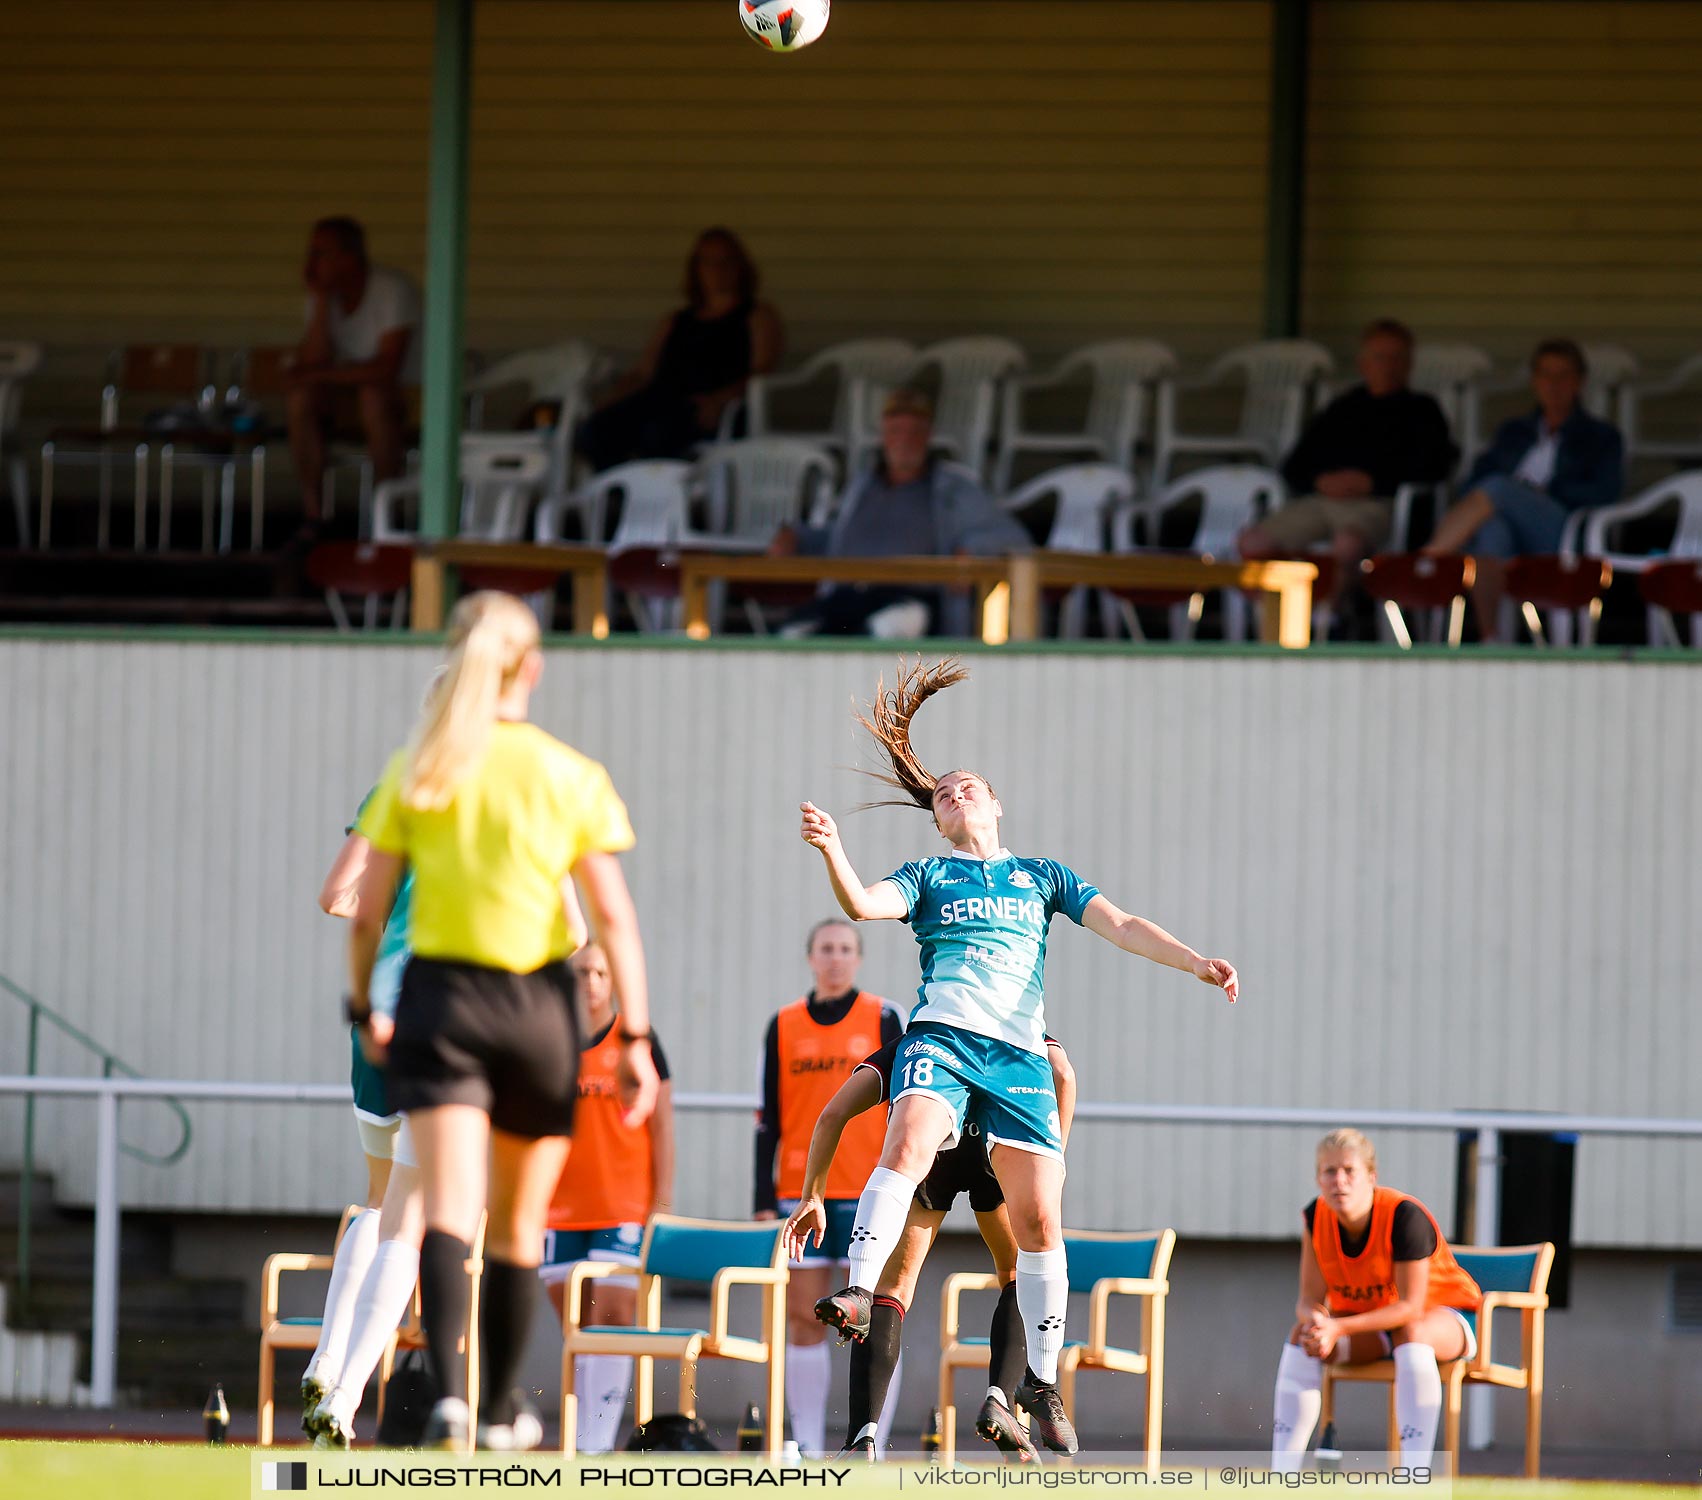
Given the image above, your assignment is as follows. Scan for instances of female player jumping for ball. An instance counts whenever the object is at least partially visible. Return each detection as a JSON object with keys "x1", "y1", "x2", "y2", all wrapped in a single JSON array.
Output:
[
  {"x1": 786, "y1": 1033, "x2": 1077, "y2": 1461},
  {"x1": 350, "y1": 591, "x2": 656, "y2": 1450},
  {"x1": 1269, "y1": 1129, "x2": 1481, "y2": 1474},
  {"x1": 799, "y1": 660, "x2": 1237, "y2": 1454}
]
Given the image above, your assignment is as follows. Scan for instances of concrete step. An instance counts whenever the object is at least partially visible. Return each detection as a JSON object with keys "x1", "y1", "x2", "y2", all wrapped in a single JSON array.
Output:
[{"x1": 12, "y1": 1275, "x2": 245, "y2": 1334}]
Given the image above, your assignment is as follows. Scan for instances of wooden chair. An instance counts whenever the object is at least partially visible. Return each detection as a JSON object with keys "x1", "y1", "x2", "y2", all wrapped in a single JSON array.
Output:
[
  {"x1": 1320, "y1": 1242, "x2": 1554, "y2": 1478},
  {"x1": 1638, "y1": 558, "x2": 1702, "y2": 647},
  {"x1": 305, "y1": 541, "x2": 414, "y2": 631},
  {"x1": 1504, "y1": 555, "x2": 1612, "y2": 647},
  {"x1": 559, "y1": 1215, "x2": 787, "y2": 1458},
  {"x1": 257, "y1": 1205, "x2": 362, "y2": 1447},
  {"x1": 937, "y1": 1228, "x2": 1175, "y2": 1469},
  {"x1": 1362, "y1": 553, "x2": 1477, "y2": 648},
  {"x1": 259, "y1": 1208, "x2": 486, "y2": 1449}
]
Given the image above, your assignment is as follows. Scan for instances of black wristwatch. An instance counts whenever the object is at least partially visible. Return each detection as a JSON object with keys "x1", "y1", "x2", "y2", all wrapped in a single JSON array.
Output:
[
  {"x1": 617, "y1": 1026, "x2": 653, "y2": 1044},
  {"x1": 344, "y1": 994, "x2": 373, "y2": 1026}
]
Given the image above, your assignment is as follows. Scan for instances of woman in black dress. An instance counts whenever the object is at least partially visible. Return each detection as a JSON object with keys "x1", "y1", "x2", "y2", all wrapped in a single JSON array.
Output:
[{"x1": 577, "y1": 227, "x2": 784, "y2": 470}]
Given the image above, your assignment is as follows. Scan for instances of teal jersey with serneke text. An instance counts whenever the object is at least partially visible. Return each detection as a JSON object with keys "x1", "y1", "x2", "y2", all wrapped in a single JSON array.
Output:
[
  {"x1": 881, "y1": 851, "x2": 1099, "y2": 1055},
  {"x1": 349, "y1": 793, "x2": 415, "y2": 1121}
]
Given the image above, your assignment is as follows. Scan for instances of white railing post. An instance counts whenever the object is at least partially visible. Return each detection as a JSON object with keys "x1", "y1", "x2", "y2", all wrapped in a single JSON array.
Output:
[
  {"x1": 1467, "y1": 1125, "x2": 1500, "y2": 1450},
  {"x1": 90, "y1": 1085, "x2": 121, "y2": 1407}
]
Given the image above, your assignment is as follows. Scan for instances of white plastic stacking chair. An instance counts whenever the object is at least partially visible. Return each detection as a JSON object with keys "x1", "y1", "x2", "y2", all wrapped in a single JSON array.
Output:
[
  {"x1": 1623, "y1": 352, "x2": 1702, "y2": 470},
  {"x1": 535, "y1": 460, "x2": 696, "y2": 632},
  {"x1": 849, "y1": 336, "x2": 1027, "y2": 480},
  {"x1": 1151, "y1": 340, "x2": 1333, "y2": 484},
  {"x1": 370, "y1": 435, "x2": 550, "y2": 542},
  {"x1": 465, "y1": 339, "x2": 609, "y2": 497},
  {"x1": 1411, "y1": 343, "x2": 1493, "y2": 480},
  {"x1": 0, "y1": 341, "x2": 42, "y2": 546},
  {"x1": 1569, "y1": 470, "x2": 1702, "y2": 644},
  {"x1": 1579, "y1": 343, "x2": 1640, "y2": 431},
  {"x1": 744, "y1": 338, "x2": 917, "y2": 461},
  {"x1": 693, "y1": 437, "x2": 837, "y2": 546},
  {"x1": 995, "y1": 340, "x2": 1178, "y2": 492},
  {"x1": 1002, "y1": 463, "x2": 1136, "y2": 638},
  {"x1": 1110, "y1": 464, "x2": 1286, "y2": 640}
]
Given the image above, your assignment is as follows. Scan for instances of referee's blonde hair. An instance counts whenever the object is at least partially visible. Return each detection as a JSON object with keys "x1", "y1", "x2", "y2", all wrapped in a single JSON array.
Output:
[
  {"x1": 1316, "y1": 1128, "x2": 1377, "y2": 1175},
  {"x1": 403, "y1": 591, "x2": 540, "y2": 810}
]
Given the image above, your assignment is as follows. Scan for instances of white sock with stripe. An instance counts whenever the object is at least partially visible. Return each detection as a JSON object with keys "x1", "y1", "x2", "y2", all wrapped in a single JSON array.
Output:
[
  {"x1": 323, "y1": 1238, "x2": 421, "y2": 1430},
  {"x1": 1014, "y1": 1246, "x2": 1069, "y2": 1385},
  {"x1": 575, "y1": 1354, "x2": 634, "y2": 1453},
  {"x1": 846, "y1": 1167, "x2": 917, "y2": 1292},
  {"x1": 308, "y1": 1208, "x2": 380, "y2": 1385},
  {"x1": 785, "y1": 1339, "x2": 832, "y2": 1457},
  {"x1": 1271, "y1": 1342, "x2": 1322, "y2": 1471},
  {"x1": 1393, "y1": 1342, "x2": 1442, "y2": 1466}
]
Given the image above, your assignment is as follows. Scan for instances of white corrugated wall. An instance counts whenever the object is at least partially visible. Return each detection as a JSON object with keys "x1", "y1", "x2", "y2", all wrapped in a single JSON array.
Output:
[{"x1": 0, "y1": 637, "x2": 1696, "y2": 1248}]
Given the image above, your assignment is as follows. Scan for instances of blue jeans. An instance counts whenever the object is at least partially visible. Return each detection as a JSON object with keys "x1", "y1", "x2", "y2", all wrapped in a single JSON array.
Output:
[{"x1": 1468, "y1": 476, "x2": 1570, "y2": 557}]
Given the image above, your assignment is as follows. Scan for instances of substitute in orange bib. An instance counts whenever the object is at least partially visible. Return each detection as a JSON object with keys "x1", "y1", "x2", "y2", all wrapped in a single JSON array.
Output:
[
  {"x1": 1270, "y1": 1129, "x2": 1481, "y2": 1473},
  {"x1": 753, "y1": 919, "x2": 903, "y2": 1458},
  {"x1": 542, "y1": 941, "x2": 674, "y2": 1454}
]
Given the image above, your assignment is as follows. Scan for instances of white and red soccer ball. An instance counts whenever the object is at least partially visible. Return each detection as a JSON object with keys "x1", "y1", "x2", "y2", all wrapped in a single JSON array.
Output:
[{"x1": 738, "y1": 0, "x2": 831, "y2": 52}]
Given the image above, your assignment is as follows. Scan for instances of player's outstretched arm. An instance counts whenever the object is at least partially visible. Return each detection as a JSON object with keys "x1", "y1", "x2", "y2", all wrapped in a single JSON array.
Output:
[
  {"x1": 1082, "y1": 894, "x2": 1238, "y2": 1002},
  {"x1": 799, "y1": 801, "x2": 908, "y2": 921}
]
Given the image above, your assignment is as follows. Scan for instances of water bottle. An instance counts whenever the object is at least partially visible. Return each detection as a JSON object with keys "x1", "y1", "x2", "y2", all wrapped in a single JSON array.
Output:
[
  {"x1": 922, "y1": 1406, "x2": 943, "y2": 1462},
  {"x1": 203, "y1": 1383, "x2": 230, "y2": 1445},
  {"x1": 737, "y1": 1402, "x2": 763, "y2": 1452}
]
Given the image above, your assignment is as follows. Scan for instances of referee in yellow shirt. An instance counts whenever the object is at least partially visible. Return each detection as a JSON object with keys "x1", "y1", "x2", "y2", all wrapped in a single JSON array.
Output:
[{"x1": 348, "y1": 591, "x2": 657, "y2": 1450}]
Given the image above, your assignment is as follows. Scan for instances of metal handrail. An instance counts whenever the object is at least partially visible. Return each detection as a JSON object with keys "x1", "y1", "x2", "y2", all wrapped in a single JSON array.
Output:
[
  {"x1": 1, "y1": 1074, "x2": 1701, "y2": 1411},
  {"x1": 0, "y1": 972, "x2": 193, "y2": 1307}
]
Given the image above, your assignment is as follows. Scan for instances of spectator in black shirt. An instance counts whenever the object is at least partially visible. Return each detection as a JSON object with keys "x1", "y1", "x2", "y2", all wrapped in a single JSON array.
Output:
[{"x1": 1240, "y1": 320, "x2": 1456, "y2": 601}]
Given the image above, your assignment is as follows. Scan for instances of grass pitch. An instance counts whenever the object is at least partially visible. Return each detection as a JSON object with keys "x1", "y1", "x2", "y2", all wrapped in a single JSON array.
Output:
[{"x1": 0, "y1": 1444, "x2": 1692, "y2": 1500}]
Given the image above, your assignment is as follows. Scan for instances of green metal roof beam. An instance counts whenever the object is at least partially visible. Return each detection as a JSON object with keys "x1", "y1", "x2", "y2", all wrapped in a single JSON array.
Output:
[
  {"x1": 419, "y1": 0, "x2": 473, "y2": 547},
  {"x1": 1263, "y1": 0, "x2": 1310, "y2": 338}
]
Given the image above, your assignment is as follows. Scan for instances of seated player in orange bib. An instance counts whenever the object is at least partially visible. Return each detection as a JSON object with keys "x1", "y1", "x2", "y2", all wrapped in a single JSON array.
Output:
[
  {"x1": 1271, "y1": 1129, "x2": 1481, "y2": 1472},
  {"x1": 541, "y1": 941, "x2": 674, "y2": 1453}
]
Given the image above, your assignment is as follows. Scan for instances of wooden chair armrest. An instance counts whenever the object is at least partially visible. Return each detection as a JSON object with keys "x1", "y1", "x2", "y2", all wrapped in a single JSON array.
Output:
[
  {"x1": 261, "y1": 1252, "x2": 333, "y2": 1321},
  {"x1": 1087, "y1": 1278, "x2": 1169, "y2": 1357},
  {"x1": 711, "y1": 1265, "x2": 788, "y2": 1343},
  {"x1": 1471, "y1": 1293, "x2": 1546, "y2": 1371},
  {"x1": 564, "y1": 1259, "x2": 630, "y2": 1331},
  {"x1": 941, "y1": 1271, "x2": 1004, "y2": 1346}
]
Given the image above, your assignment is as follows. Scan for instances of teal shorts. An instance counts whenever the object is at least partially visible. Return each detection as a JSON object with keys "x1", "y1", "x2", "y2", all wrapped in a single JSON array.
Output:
[
  {"x1": 539, "y1": 1223, "x2": 646, "y2": 1284},
  {"x1": 776, "y1": 1197, "x2": 860, "y2": 1266},
  {"x1": 892, "y1": 1022, "x2": 1062, "y2": 1161}
]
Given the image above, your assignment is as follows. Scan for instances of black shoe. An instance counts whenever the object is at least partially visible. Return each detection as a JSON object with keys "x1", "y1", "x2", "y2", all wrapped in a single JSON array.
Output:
[
  {"x1": 813, "y1": 1285, "x2": 872, "y2": 1343},
  {"x1": 976, "y1": 1393, "x2": 1038, "y2": 1462},
  {"x1": 835, "y1": 1434, "x2": 877, "y2": 1460},
  {"x1": 1013, "y1": 1370, "x2": 1078, "y2": 1455}
]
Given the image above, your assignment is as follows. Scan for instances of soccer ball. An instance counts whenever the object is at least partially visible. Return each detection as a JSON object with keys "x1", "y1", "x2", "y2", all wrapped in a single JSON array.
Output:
[{"x1": 738, "y1": 0, "x2": 831, "y2": 52}]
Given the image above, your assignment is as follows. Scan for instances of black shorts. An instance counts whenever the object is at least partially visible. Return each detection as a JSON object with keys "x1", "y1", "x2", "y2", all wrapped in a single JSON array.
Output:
[
  {"x1": 387, "y1": 956, "x2": 579, "y2": 1139},
  {"x1": 914, "y1": 1133, "x2": 1004, "y2": 1215}
]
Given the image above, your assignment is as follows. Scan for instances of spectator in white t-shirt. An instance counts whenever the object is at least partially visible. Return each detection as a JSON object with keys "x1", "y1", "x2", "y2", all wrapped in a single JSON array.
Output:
[{"x1": 287, "y1": 216, "x2": 420, "y2": 537}]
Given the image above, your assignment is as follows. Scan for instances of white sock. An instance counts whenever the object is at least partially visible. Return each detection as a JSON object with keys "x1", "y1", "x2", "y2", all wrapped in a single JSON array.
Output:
[
  {"x1": 308, "y1": 1209, "x2": 380, "y2": 1383},
  {"x1": 846, "y1": 1168, "x2": 919, "y2": 1291},
  {"x1": 1271, "y1": 1343, "x2": 1323, "y2": 1472},
  {"x1": 1393, "y1": 1343, "x2": 1442, "y2": 1466},
  {"x1": 575, "y1": 1354, "x2": 634, "y2": 1454},
  {"x1": 986, "y1": 1383, "x2": 1007, "y2": 1408},
  {"x1": 1014, "y1": 1247, "x2": 1068, "y2": 1385},
  {"x1": 785, "y1": 1339, "x2": 832, "y2": 1457},
  {"x1": 874, "y1": 1347, "x2": 903, "y2": 1457},
  {"x1": 324, "y1": 1239, "x2": 421, "y2": 1428}
]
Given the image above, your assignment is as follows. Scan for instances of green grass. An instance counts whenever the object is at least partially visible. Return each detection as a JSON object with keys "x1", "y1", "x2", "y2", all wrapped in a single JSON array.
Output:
[{"x1": 0, "y1": 1444, "x2": 1691, "y2": 1500}]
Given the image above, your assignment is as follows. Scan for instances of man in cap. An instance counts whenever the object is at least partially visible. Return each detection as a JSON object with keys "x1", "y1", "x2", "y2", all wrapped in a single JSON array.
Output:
[{"x1": 771, "y1": 388, "x2": 1027, "y2": 637}]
